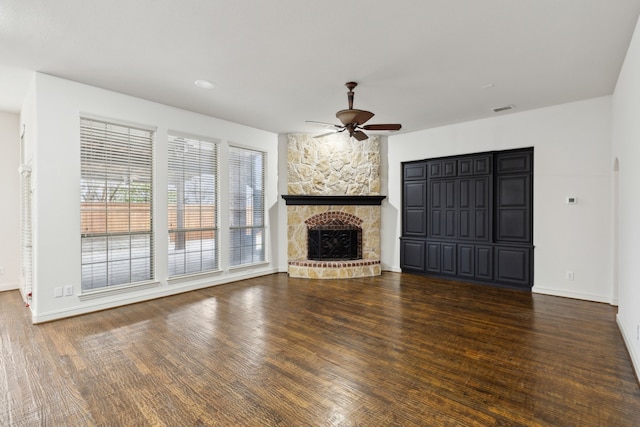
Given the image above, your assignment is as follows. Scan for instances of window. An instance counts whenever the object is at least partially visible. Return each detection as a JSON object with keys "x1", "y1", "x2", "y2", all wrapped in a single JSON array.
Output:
[
  {"x1": 168, "y1": 134, "x2": 218, "y2": 276},
  {"x1": 80, "y1": 117, "x2": 154, "y2": 290},
  {"x1": 229, "y1": 146, "x2": 265, "y2": 266}
]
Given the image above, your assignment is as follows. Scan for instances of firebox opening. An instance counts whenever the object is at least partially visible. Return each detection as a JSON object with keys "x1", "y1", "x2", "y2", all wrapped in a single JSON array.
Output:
[{"x1": 307, "y1": 221, "x2": 362, "y2": 261}]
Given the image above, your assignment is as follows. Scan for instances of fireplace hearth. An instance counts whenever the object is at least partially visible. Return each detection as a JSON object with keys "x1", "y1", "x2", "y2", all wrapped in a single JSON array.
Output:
[{"x1": 283, "y1": 198, "x2": 383, "y2": 278}]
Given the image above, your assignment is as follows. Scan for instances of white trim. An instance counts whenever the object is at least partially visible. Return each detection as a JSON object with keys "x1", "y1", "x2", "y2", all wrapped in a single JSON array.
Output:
[
  {"x1": 228, "y1": 260, "x2": 271, "y2": 272},
  {"x1": 0, "y1": 282, "x2": 20, "y2": 292},
  {"x1": 532, "y1": 286, "x2": 613, "y2": 304},
  {"x1": 617, "y1": 315, "x2": 640, "y2": 383},
  {"x1": 167, "y1": 269, "x2": 223, "y2": 284},
  {"x1": 78, "y1": 280, "x2": 160, "y2": 301},
  {"x1": 168, "y1": 129, "x2": 221, "y2": 145},
  {"x1": 79, "y1": 112, "x2": 157, "y2": 132}
]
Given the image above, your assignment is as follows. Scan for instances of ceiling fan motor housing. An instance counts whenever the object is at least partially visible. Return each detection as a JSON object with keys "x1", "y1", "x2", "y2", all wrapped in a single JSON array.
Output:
[{"x1": 336, "y1": 109, "x2": 374, "y2": 126}]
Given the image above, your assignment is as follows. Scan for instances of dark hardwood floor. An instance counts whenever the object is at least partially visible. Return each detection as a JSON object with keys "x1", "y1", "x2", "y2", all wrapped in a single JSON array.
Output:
[{"x1": 1, "y1": 273, "x2": 639, "y2": 426}]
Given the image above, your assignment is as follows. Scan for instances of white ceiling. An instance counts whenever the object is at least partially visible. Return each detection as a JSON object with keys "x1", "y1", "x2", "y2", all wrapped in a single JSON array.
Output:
[{"x1": 1, "y1": 1, "x2": 639, "y2": 135}]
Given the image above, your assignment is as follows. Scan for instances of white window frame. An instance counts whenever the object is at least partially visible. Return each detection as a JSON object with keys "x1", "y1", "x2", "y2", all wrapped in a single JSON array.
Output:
[
  {"x1": 80, "y1": 116, "x2": 155, "y2": 291},
  {"x1": 167, "y1": 133, "x2": 220, "y2": 277},
  {"x1": 228, "y1": 145, "x2": 266, "y2": 267}
]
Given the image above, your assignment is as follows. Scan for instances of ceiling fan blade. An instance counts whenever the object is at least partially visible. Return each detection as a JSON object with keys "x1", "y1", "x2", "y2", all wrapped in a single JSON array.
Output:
[
  {"x1": 362, "y1": 123, "x2": 402, "y2": 131},
  {"x1": 306, "y1": 120, "x2": 343, "y2": 129},
  {"x1": 352, "y1": 130, "x2": 368, "y2": 141},
  {"x1": 353, "y1": 110, "x2": 374, "y2": 125},
  {"x1": 314, "y1": 128, "x2": 345, "y2": 139}
]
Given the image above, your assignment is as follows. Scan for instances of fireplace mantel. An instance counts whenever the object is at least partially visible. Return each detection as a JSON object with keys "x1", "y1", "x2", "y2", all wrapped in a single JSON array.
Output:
[{"x1": 282, "y1": 195, "x2": 386, "y2": 206}]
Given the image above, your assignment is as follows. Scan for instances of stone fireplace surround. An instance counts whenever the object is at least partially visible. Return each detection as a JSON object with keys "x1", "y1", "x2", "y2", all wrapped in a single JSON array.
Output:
[{"x1": 285, "y1": 134, "x2": 383, "y2": 279}]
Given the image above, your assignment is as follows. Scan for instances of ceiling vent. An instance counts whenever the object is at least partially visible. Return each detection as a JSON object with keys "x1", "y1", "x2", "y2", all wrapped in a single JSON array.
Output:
[{"x1": 493, "y1": 104, "x2": 516, "y2": 113}]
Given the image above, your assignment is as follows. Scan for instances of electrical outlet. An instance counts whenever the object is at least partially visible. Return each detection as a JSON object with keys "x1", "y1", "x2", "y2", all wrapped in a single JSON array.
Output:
[
  {"x1": 0, "y1": 266, "x2": 4, "y2": 275},
  {"x1": 63, "y1": 285, "x2": 74, "y2": 296},
  {"x1": 566, "y1": 271, "x2": 574, "y2": 281},
  {"x1": 54, "y1": 287, "x2": 63, "y2": 298}
]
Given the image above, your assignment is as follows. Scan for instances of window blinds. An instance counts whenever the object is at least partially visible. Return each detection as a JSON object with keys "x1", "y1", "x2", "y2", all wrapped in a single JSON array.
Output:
[
  {"x1": 80, "y1": 117, "x2": 154, "y2": 290},
  {"x1": 20, "y1": 167, "x2": 32, "y2": 305},
  {"x1": 228, "y1": 146, "x2": 265, "y2": 266},
  {"x1": 168, "y1": 134, "x2": 218, "y2": 276}
]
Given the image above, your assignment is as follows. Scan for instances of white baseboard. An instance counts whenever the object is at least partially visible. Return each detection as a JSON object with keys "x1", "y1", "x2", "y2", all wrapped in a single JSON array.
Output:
[
  {"x1": 0, "y1": 282, "x2": 20, "y2": 293},
  {"x1": 617, "y1": 315, "x2": 640, "y2": 383},
  {"x1": 532, "y1": 286, "x2": 613, "y2": 304}
]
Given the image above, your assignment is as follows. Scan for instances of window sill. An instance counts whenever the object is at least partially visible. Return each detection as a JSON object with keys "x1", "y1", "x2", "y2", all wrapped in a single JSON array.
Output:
[
  {"x1": 167, "y1": 269, "x2": 223, "y2": 284},
  {"x1": 228, "y1": 261, "x2": 271, "y2": 272},
  {"x1": 78, "y1": 280, "x2": 160, "y2": 301}
]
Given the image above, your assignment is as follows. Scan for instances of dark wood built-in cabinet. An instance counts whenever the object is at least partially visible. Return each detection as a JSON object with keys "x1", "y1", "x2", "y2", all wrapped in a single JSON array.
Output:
[{"x1": 400, "y1": 148, "x2": 533, "y2": 289}]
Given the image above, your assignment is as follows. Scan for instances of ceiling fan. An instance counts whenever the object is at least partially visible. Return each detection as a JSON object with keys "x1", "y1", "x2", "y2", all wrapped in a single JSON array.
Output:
[{"x1": 308, "y1": 82, "x2": 402, "y2": 141}]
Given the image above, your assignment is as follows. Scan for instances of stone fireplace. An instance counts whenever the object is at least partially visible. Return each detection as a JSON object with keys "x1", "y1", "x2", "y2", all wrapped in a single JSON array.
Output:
[{"x1": 284, "y1": 134, "x2": 383, "y2": 279}]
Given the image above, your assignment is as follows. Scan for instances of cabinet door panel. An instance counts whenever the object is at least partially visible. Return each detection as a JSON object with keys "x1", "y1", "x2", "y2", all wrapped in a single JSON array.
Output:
[
  {"x1": 405, "y1": 181, "x2": 425, "y2": 207},
  {"x1": 443, "y1": 160, "x2": 457, "y2": 177},
  {"x1": 497, "y1": 175, "x2": 527, "y2": 206},
  {"x1": 428, "y1": 162, "x2": 442, "y2": 178},
  {"x1": 458, "y1": 179, "x2": 472, "y2": 239},
  {"x1": 474, "y1": 156, "x2": 492, "y2": 175},
  {"x1": 443, "y1": 180, "x2": 457, "y2": 238},
  {"x1": 459, "y1": 179, "x2": 471, "y2": 208},
  {"x1": 441, "y1": 243, "x2": 457, "y2": 275},
  {"x1": 404, "y1": 163, "x2": 427, "y2": 180},
  {"x1": 495, "y1": 174, "x2": 531, "y2": 243},
  {"x1": 494, "y1": 246, "x2": 530, "y2": 286},
  {"x1": 459, "y1": 210, "x2": 471, "y2": 239},
  {"x1": 444, "y1": 210, "x2": 456, "y2": 238},
  {"x1": 403, "y1": 181, "x2": 427, "y2": 236},
  {"x1": 458, "y1": 244, "x2": 474, "y2": 278},
  {"x1": 430, "y1": 181, "x2": 442, "y2": 208},
  {"x1": 475, "y1": 246, "x2": 493, "y2": 280},
  {"x1": 474, "y1": 178, "x2": 489, "y2": 209},
  {"x1": 445, "y1": 180, "x2": 456, "y2": 208},
  {"x1": 474, "y1": 211, "x2": 488, "y2": 240},
  {"x1": 496, "y1": 152, "x2": 531, "y2": 173},
  {"x1": 400, "y1": 239, "x2": 426, "y2": 271},
  {"x1": 429, "y1": 181, "x2": 443, "y2": 238},
  {"x1": 474, "y1": 177, "x2": 490, "y2": 241},
  {"x1": 497, "y1": 210, "x2": 528, "y2": 240},
  {"x1": 430, "y1": 211, "x2": 443, "y2": 237},
  {"x1": 458, "y1": 158, "x2": 473, "y2": 176},
  {"x1": 405, "y1": 210, "x2": 427, "y2": 236},
  {"x1": 426, "y1": 242, "x2": 441, "y2": 273}
]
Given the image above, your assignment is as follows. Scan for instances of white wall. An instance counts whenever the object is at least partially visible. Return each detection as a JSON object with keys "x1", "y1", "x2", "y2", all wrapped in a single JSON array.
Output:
[
  {"x1": 24, "y1": 73, "x2": 280, "y2": 323},
  {"x1": 384, "y1": 96, "x2": 614, "y2": 303},
  {"x1": 612, "y1": 14, "x2": 640, "y2": 380},
  {"x1": 0, "y1": 111, "x2": 20, "y2": 292},
  {"x1": 276, "y1": 133, "x2": 289, "y2": 273}
]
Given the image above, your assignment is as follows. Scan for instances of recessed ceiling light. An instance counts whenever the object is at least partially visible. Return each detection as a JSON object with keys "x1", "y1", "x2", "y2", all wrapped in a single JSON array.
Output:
[{"x1": 195, "y1": 79, "x2": 215, "y2": 90}]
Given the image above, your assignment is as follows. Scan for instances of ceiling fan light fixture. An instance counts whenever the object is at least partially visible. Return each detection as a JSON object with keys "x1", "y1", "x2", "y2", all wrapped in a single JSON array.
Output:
[{"x1": 336, "y1": 109, "x2": 373, "y2": 125}]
